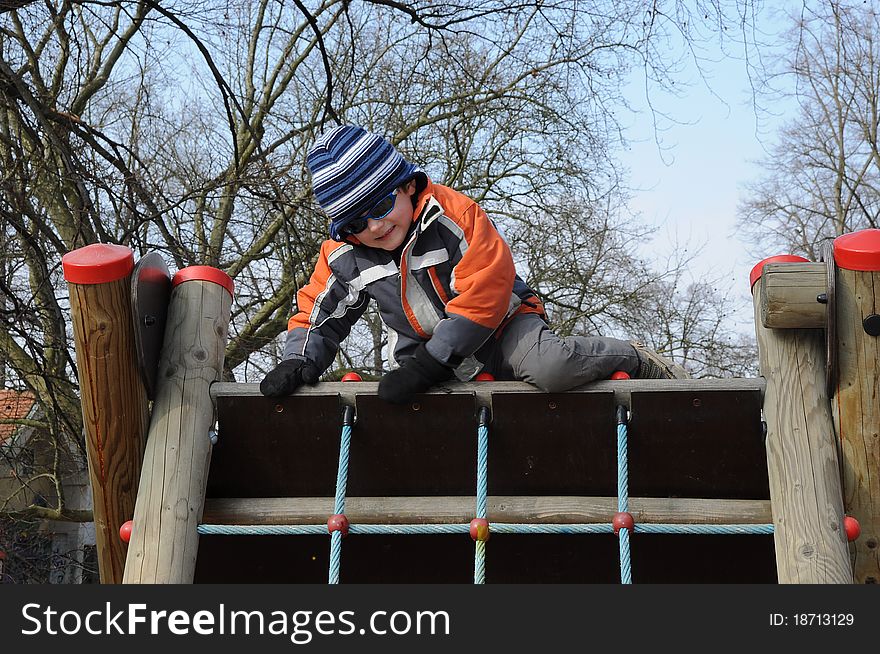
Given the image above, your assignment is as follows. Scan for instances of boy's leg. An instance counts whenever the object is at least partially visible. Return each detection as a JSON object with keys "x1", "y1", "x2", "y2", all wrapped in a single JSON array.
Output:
[{"x1": 494, "y1": 313, "x2": 640, "y2": 392}]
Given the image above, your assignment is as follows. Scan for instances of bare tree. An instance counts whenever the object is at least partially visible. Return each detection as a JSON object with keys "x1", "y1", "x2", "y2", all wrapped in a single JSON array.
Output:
[
  {"x1": 0, "y1": 0, "x2": 761, "y2": 579},
  {"x1": 740, "y1": 1, "x2": 880, "y2": 259}
]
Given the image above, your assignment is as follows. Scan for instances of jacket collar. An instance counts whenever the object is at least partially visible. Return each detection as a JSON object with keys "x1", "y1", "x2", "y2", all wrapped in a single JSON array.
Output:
[{"x1": 412, "y1": 175, "x2": 435, "y2": 222}]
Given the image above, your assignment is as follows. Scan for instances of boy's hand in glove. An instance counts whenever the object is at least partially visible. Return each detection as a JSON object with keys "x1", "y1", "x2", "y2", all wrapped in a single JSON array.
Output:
[
  {"x1": 378, "y1": 344, "x2": 454, "y2": 404},
  {"x1": 260, "y1": 358, "x2": 320, "y2": 397}
]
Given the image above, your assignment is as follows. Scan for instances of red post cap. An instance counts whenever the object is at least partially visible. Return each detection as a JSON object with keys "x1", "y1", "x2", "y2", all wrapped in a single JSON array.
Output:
[
  {"x1": 749, "y1": 255, "x2": 810, "y2": 290},
  {"x1": 609, "y1": 370, "x2": 631, "y2": 380},
  {"x1": 341, "y1": 372, "x2": 363, "y2": 382},
  {"x1": 833, "y1": 229, "x2": 880, "y2": 271},
  {"x1": 474, "y1": 372, "x2": 495, "y2": 381},
  {"x1": 172, "y1": 266, "x2": 234, "y2": 297},
  {"x1": 470, "y1": 518, "x2": 490, "y2": 542},
  {"x1": 62, "y1": 244, "x2": 134, "y2": 284},
  {"x1": 119, "y1": 520, "x2": 133, "y2": 543}
]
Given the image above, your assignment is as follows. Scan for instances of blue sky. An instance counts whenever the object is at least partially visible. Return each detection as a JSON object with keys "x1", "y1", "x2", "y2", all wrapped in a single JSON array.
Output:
[{"x1": 619, "y1": 27, "x2": 788, "y2": 333}]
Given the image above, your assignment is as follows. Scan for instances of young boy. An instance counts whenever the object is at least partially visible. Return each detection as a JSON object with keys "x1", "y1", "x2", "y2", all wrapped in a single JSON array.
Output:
[{"x1": 260, "y1": 125, "x2": 687, "y2": 402}]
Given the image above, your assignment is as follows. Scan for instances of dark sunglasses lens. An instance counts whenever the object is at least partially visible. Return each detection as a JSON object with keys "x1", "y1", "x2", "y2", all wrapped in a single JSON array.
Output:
[
  {"x1": 369, "y1": 195, "x2": 395, "y2": 218},
  {"x1": 342, "y1": 217, "x2": 369, "y2": 236}
]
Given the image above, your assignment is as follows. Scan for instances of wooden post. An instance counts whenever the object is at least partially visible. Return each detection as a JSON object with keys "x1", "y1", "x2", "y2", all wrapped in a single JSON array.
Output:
[
  {"x1": 62, "y1": 244, "x2": 150, "y2": 583},
  {"x1": 831, "y1": 229, "x2": 880, "y2": 584},
  {"x1": 759, "y1": 262, "x2": 827, "y2": 329},
  {"x1": 750, "y1": 256, "x2": 852, "y2": 583},
  {"x1": 123, "y1": 267, "x2": 233, "y2": 583}
]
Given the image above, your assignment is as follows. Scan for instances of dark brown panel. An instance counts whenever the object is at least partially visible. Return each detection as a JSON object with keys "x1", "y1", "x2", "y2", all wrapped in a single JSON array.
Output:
[
  {"x1": 207, "y1": 394, "x2": 344, "y2": 498},
  {"x1": 347, "y1": 394, "x2": 479, "y2": 496},
  {"x1": 488, "y1": 392, "x2": 617, "y2": 495},
  {"x1": 628, "y1": 390, "x2": 768, "y2": 499},
  {"x1": 194, "y1": 533, "x2": 776, "y2": 583}
]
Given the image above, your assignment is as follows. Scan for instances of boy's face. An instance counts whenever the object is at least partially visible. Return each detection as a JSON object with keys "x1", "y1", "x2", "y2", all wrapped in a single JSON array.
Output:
[{"x1": 353, "y1": 180, "x2": 417, "y2": 251}]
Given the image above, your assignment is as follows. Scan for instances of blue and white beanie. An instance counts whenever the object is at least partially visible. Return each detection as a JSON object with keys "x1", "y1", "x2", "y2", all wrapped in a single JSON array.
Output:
[{"x1": 307, "y1": 125, "x2": 421, "y2": 241}]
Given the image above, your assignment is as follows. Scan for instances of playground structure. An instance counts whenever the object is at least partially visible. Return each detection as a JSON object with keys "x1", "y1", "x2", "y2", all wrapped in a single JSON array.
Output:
[{"x1": 60, "y1": 229, "x2": 880, "y2": 584}]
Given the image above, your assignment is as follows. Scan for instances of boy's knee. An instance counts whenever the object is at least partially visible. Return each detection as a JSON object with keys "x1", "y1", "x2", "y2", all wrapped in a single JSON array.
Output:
[
  {"x1": 529, "y1": 373, "x2": 577, "y2": 393},
  {"x1": 519, "y1": 350, "x2": 583, "y2": 393}
]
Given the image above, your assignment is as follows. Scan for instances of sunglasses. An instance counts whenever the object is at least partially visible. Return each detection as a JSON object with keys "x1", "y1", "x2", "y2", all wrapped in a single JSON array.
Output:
[{"x1": 339, "y1": 189, "x2": 399, "y2": 237}]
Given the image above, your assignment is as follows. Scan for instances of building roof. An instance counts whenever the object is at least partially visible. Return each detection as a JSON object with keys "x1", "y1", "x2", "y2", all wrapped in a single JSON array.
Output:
[{"x1": 0, "y1": 389, "x2": 36, "y2": 444}]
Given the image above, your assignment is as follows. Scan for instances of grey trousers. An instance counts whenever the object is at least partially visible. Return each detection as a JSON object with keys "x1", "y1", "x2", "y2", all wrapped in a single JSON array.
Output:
[{"x1": 492, "y1": 313, "x2": 639, "y2": 392}]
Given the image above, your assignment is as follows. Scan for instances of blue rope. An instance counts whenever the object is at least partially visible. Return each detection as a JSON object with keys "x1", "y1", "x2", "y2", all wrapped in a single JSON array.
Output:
[
  {"x1": 616, "y1": 410, "x2": 632, "y2": 584},
  {"x1": 197, "y1": 522, "x2": 774, "y2": 537},
  {"x1": 328, "y1": 412, "x2": 354, "y2": 584},
  {"x1": 476, "y1": 423, "x2": 488, "y2": 520},
  {"x1": 474, "y1": 541, "x2": 486, "y2": 583},
  {"x1": 474, "y1": 412, "x2": 489, "y2": 584},
  {"x1": 617, "y1": 420, "x2": 629, "y2": 514},
  {"x1": 634, "y1": 524, "x2": 775, "y2": 535},
  {"x1": 619, "y1": 528, "x2": 632, "y2": 584},
  {"x1": 199, "y1": 524, "x2": 328, "y2": 535}
]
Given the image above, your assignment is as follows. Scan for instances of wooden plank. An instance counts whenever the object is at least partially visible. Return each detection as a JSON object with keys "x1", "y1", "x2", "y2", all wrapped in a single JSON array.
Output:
[
  {"x1": 211, "y1": 378, "x2": 766, "y2": 412},
  {"x1": 67, "y1": 270, "x2": 149, "y2": 583},
  {"x1": 488, "y1": 392, "x2": 615, "y2": 495},
  {"x1": 629, "y1": 390, "x2": 767, "y2": 499},
  {"x1": 760, "y1": 262, "x2": 827, "y2": 328},
  {"x1": 123, "y1": 276, "x2": 232, "y2": 583},
  {"x1": 194, "y1": 528, "x2": 777, "y2": 583},
  {"x1": 210, "y1": 388, "x2": 771, "y2": 500},
  {"x1": 752, "y1": 278, "x2": 852, "y2": 583},
  {"x1": 347, "y1": 394, "x2": 479, "y2": 495},
  {"x1": 202, "y1": 495, "x2": 773, "y2": 525},
  {"x1": 833, "y1": 268, "x2": 880, "y2": 583},
  {"x1": 208, "y1": 394, "x2": 343, "y2": 497}
]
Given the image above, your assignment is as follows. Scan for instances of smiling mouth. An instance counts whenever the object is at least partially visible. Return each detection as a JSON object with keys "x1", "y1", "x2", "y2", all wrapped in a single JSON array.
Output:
[{"x1": 376, "y1": 226, "x2": 395, "y2": 240}]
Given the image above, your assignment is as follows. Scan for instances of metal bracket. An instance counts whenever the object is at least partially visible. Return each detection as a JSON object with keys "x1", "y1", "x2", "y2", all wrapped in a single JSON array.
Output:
[{"x1": 821, "y1": 242, "x2": 838, "y2": 397}]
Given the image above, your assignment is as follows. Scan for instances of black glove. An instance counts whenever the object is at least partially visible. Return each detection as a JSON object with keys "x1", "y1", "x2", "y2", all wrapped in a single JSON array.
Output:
[
  {"x1": 378, "y1": 343, "x2": 454, "y2": 405},
  {"x1": 259, "y1": 358, "x2": 320, "y2": 397}
]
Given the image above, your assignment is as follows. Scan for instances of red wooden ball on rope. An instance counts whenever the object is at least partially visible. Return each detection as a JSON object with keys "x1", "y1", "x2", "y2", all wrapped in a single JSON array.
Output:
[
  {"x1": 327, "y1": 514, "x2": 350, "y2": 538},
  {"x1": 612, "y1": 512, "x2": 635, "y2": 535},
  {"x1": 119, "y1": 520, "x2": 133, "y2": 543},
  {"x1": 341, "y1": 372, "x2": 362, "y2": 382},
  {"x1": 609, "y1": 370, "x2": 631, "y2": 380},
  {"x1": 844, "y1": 515, "x2": 861, "y2": 542},
  {"x1": 470, "y1": 518, "x2": 490, "y2": 542},
  {"x1": 475, "y1": 372, "x2": 495, "y2": 382}
]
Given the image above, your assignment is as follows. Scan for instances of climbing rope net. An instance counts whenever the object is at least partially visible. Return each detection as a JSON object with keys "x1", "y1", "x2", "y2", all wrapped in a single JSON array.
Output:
[{"x1": 198, "y1": 403, "x2": 774, "y2": 584}]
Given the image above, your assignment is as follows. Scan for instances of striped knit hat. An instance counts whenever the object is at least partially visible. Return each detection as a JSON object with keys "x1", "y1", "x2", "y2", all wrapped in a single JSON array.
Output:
[{"x1": 307, "y1": 125, "x2": 420, "y2": 241}]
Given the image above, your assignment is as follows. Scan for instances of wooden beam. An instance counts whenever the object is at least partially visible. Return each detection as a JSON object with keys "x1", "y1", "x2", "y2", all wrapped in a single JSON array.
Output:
[
  {"x1": 123, "y1": 269, "x2": 233, "y2": 584},
  {"x1": 760, "y1": 262, "x2": 827, "y2": 329},
  {"x1": 211, "y1": 377, "x2": 765, "y2": 412},
  {"x1": 202, "y1": 496, "x2": 773, "y2": 526},
  {"x1": 752, "y1": 265, "x2": 852, "y2": 583}
]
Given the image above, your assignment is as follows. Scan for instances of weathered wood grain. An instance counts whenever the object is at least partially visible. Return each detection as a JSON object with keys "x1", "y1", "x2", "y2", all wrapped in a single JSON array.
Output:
[
  {"x1": 833, "y1": 268, "x2": 880, "y2": 583},
  {"x1": 760, "y1": 262, "x2": 827, "y2": 329},
  {"x1": 123, "y1": 277, "x2": 231, "y2": 583},
  {"x1": 202, "y1": 496, "x2": 773, "y2": 526},
  {"x1": 68, "y1": 274, "x2": 149, "y2": 583},
  {"x1": 753, "y1": 277, "x2": 852, "y2": 583}
]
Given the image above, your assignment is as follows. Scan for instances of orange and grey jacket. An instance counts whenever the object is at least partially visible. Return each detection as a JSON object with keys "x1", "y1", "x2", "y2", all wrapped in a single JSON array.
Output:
[{"x1": 283, "y1": 178, "x2": 543, "y2": 379}]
